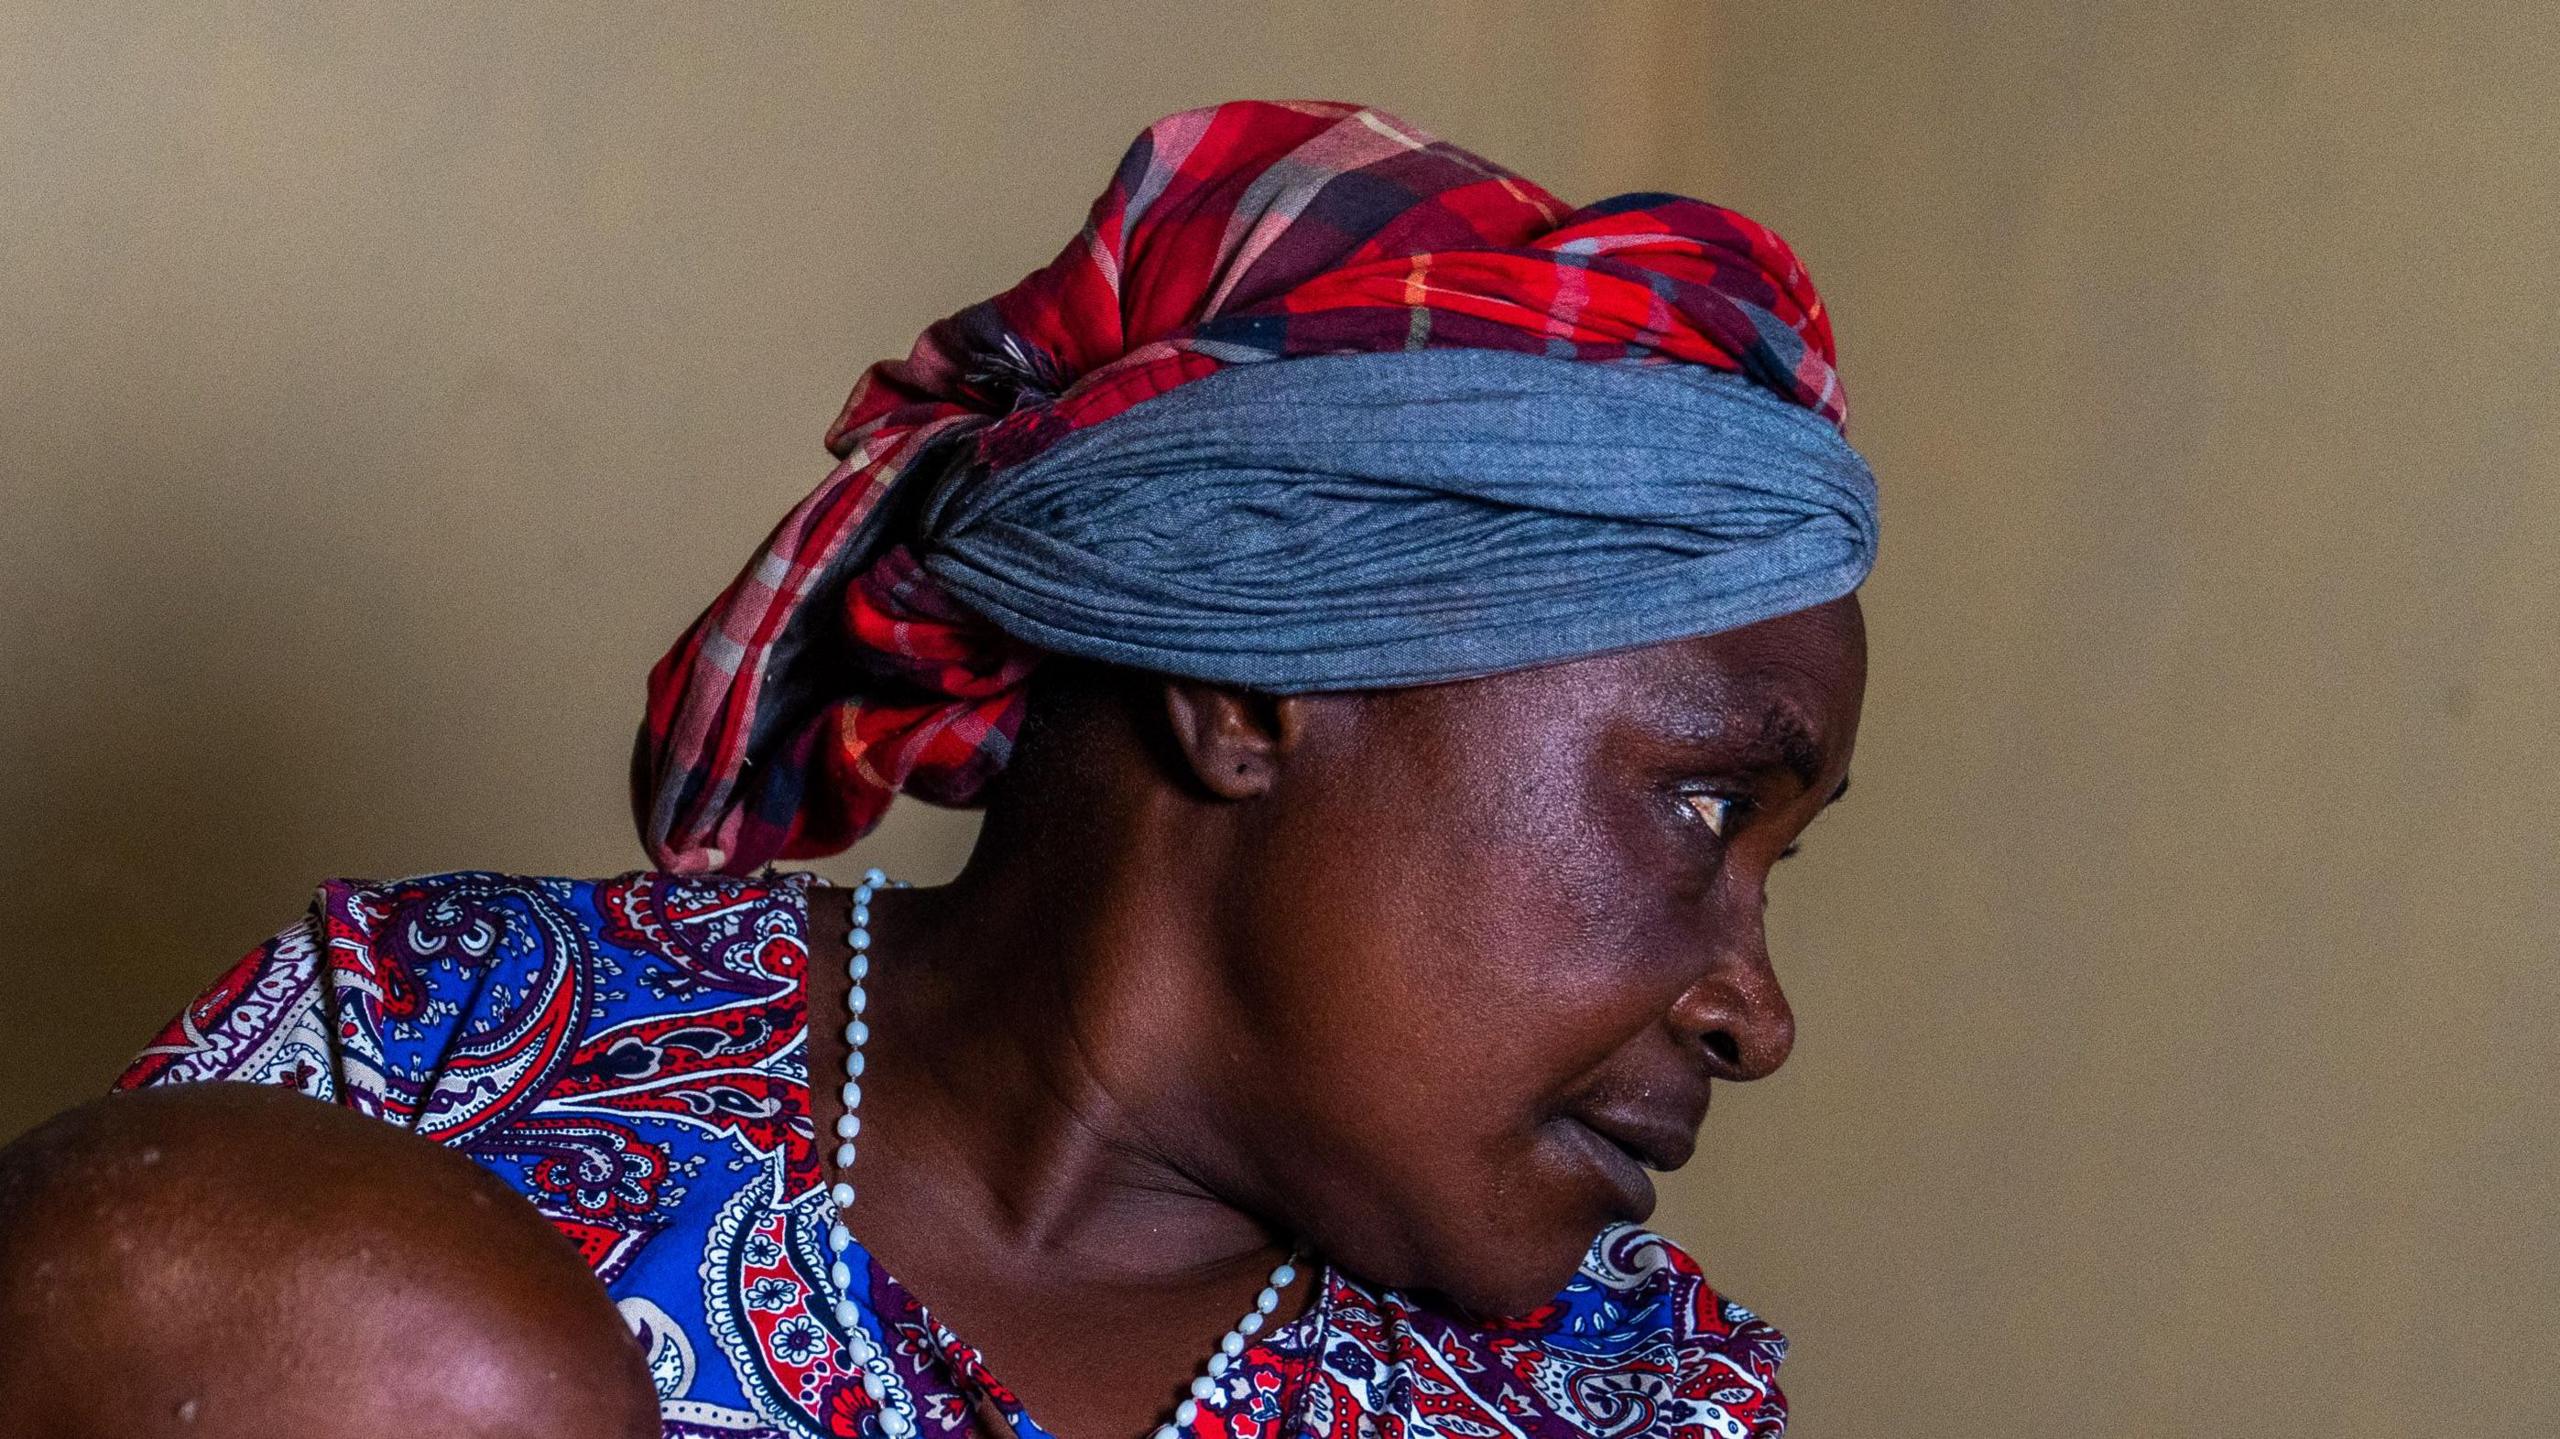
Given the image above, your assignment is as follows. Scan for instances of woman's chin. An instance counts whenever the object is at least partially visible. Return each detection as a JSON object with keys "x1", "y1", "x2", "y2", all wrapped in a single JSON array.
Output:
[{"x1": 1412, "y1": 1223, "x2": 1605, "y2": 1321}]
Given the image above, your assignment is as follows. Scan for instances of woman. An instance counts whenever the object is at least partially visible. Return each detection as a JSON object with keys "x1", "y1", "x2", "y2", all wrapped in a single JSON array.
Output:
[{"x1": 111, "y1": 100, "x2": 1874, "y2": 1439}]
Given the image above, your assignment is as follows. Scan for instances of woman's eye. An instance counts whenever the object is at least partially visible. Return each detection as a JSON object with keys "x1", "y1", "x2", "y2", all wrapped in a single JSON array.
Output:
[{"x1": 1683, "y1": 793, "x2": 1738, "y2": 836}]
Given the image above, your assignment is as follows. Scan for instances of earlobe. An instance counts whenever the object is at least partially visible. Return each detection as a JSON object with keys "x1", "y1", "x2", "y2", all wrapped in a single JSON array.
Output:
[{"x1": 1159, "y1": 680, "x2": 1301, "y2": 800}]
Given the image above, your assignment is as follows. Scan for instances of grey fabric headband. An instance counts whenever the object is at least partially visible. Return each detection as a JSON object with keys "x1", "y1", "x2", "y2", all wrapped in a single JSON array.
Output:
[{"x1": 912, "y1": 348, "x2": 1879, "y2": 692}]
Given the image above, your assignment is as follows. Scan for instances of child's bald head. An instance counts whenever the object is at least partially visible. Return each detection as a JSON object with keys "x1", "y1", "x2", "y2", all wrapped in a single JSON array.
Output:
[{"x1": 0, "y1": 1083, "x2": 661, "y2": 1439}]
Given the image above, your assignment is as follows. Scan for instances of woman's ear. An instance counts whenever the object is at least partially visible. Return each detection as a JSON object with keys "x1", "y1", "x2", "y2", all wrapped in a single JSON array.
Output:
[{"x1": 1159, "y1": 680, "x2": 1307, "y2": 800}]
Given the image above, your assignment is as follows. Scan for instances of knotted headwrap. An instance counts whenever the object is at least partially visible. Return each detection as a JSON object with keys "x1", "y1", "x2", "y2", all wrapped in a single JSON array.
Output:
[{"x1": 638, "y1": 100, "x2": 1878, "y2": 875}]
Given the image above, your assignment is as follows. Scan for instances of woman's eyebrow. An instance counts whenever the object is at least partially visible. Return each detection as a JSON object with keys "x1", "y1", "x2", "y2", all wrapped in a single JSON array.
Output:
[
  {"x1": 1654, "y1": 699, "x2": 1840, "y2": 793},
  {"x1": 1749, "y1": 703, "x2": 1828, "y2": 790}
]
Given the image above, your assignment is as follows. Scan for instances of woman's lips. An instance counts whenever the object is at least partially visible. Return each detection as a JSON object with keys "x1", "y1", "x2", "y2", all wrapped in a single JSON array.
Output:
[
  {"x1": 1552, "y1": 1092, "x2": 1709, "y2": 1223},
  {"x1": 1579, "y1": 1104, "x2": 1702, "y2": 1175},
  {"x1": 1556, "y1": 1117, "x2": 1660, "y2": 1222}
]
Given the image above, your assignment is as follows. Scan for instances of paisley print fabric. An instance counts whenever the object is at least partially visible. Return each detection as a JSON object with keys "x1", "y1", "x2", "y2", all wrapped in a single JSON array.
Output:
[{"x1": 120, "y1": 870, "x2": 1789, "y2": 1438}]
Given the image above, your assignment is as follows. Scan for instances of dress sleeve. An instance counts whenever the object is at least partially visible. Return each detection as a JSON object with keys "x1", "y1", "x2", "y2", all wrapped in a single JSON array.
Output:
[
  {"x1": 119, "y1": 868, "x2": 676, "y2": 1158},
  {"x1": 116, "y1": 900, "x2": 347, "y2": 1101},
  {"x1": 114, "y1": 875, "x2": 521, "y2": 1129}
]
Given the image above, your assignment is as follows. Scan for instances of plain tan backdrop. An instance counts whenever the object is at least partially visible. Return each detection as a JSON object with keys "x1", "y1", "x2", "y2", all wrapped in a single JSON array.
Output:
[{"x1": 3, "y1": 3, "x2": 2553, "y2": 1434}]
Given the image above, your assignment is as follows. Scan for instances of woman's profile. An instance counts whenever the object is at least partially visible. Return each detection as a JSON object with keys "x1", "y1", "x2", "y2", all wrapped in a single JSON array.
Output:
[{"x1": 9, "y1": 101, "x2": 1875, "y2": 1439}]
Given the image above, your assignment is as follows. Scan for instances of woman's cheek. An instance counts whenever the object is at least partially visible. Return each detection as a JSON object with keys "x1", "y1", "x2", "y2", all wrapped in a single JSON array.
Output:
[{"x1": 1581, "y1": 899, "x2": 1730, "y2": 1055}]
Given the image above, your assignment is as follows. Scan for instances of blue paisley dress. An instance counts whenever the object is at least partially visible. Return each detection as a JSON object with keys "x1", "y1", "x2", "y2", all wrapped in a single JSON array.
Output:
[{"x1": 120, "y1": 870, "x2": 1788, "y2": 1438}]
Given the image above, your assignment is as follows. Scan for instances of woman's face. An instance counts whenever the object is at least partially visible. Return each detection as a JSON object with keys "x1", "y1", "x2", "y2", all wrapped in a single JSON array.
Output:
[{"x1": 1209, "y1": 595, "x2": 1865, "y2": 1316}]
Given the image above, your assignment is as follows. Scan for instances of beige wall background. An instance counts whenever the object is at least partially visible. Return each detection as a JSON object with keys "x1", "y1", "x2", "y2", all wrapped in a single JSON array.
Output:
[{"x1": 3, "y1": 3, "x2": 2552, "y2": 1433}]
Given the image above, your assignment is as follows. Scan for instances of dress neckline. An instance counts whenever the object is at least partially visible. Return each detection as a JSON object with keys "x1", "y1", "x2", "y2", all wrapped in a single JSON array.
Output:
[{"x1": 770, "y1": 872, "x2": 1336, "y2": 1439}]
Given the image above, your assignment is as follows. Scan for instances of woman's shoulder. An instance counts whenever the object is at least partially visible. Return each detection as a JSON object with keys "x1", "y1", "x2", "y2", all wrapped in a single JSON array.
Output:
[
  {"x1": 1543, "y1": 1222, "x2": 1788, "y2": 1363},
  {"x1": 121, "y1": 868, "x2": 817, "y2": 1098},
  {"x1": 269, "y1": 867, "x2": 807, "y2": 954},
  {"x1": 188, "y1": 867, "x2": 811, "y2": 992},
  {"x1": 307, "y1": 867, "x2": 804, "y2": 921},
  {"x1": 1323, "y1": 1223, "x2": 1787, "y2": 1437},
  {"x1": 1518, "y1": 1223, "x2": 1790, "y2": 1432},
  {"x1": 327, "y1": 866, "x2": 817, "y2": 988}
]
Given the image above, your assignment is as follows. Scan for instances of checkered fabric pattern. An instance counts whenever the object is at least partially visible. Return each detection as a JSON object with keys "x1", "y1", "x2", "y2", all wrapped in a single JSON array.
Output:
[{"x1": 637, "y1": 99, "x2": 1849, "y2": 875}]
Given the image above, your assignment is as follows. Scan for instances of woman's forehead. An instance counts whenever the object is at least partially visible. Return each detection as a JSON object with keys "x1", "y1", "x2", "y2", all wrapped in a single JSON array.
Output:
[
  {"x1": 1459, "y1": 599, "x2": 1862, "y2": 720},
  {"x1": 1347, "y1": 599, "x2": 1864, "y2": 786}
]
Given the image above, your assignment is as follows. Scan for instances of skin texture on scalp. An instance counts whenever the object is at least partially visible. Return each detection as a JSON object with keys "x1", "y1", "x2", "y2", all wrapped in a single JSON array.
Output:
[
  {"x1": 810, "y1": 596, "x2": 1866, "y2": 1439},
  {"x1": 0, "y1": 1083, "x2": 661, "y2": 1439}
]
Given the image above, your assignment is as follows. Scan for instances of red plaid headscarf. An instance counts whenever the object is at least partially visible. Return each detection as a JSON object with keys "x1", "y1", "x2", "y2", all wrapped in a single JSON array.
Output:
[{"x1": 637, "y1": 100, "x2": 1846, "y2": 875}]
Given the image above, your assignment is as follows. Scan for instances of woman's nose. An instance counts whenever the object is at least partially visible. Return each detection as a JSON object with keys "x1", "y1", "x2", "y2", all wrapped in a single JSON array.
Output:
[{"x1": 1670, "y1": 926, "x2": 1796, "y2": 1081}]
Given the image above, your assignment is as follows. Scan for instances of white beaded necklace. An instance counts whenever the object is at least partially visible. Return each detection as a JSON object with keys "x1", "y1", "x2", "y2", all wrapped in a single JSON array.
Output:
[{"x1": 822, "y1": 868, "x2": 1303, "y2": 1439}]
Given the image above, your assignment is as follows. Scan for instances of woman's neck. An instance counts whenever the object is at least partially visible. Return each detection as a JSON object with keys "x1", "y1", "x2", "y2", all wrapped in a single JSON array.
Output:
[
  {"x1": 798, "y1": 853, "x2": 1318, "y2": 1439},
  {"x1": 807, "y1": 855, "x2": 1289, "y2": 1287}
]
